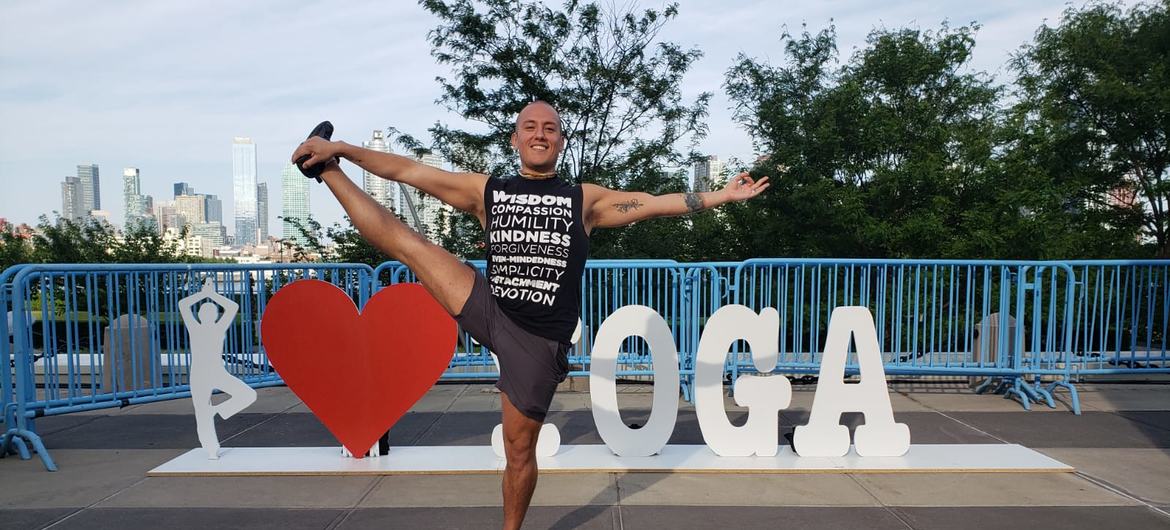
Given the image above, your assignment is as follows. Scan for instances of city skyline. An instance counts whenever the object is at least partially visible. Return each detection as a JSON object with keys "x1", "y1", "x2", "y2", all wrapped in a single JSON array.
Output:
[{"x1": 2, "y1": 1, "x2": 1127, "y2": 230}]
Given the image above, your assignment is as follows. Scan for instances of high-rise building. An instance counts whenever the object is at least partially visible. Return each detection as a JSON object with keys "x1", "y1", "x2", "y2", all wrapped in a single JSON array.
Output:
[
  {"x1": 256, "y1": 182, "x2": 269, "y2": 241},
  {"x1": 175, "y1": 195, "x2": 207, "y2": 226},
  {"x1": 280, "y1": 163, "x2": 311, "y2": 247},
  {"x1": 362, "y1": 130, "x2": 393, "y2": 211},
  {"x1": 173, "y1": 182, "x2": 193, "y2": 198},
  {"x1": 77, "y1": 164, "x2": 101, "y2": 214},
  {"x1": 153, "y1": 201, "x2": 183, "y2": 232},
  {"x1": 61, "y1": 176, "x2": 84, "y2": 222},
  {"x1": 191, "y1": 222, "x2": 227, "y2": 247},
  {"x1": 123, "y1": 167, "x2": 148, "y2": 227},
  {"x1": 204, "y1": 195, "x2": 223, "y2": 224},
  {"x1": 232, "y1": 137, "x2": 258, "y2": 246},
  {"x1": 408, "y1": 153, "x2": 453, "y2": 240},
  {"x1": 692, "y1": 155, "x2": 724, "y2": 193}
]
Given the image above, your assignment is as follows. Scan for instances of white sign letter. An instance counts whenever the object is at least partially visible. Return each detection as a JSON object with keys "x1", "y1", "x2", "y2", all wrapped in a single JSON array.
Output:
[
  {"x1": 792, "y1": 307, "x2": 910, "y2": 457},
  {"x1": 695, "y1": 305, "x2": 791, "y2": 457},
  {"x1": 589, "y1": 306, "x2": 679, "y2": 457}
]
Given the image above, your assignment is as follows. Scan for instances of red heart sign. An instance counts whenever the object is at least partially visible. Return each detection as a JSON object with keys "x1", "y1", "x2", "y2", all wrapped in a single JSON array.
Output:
[{"x1": 261, "y1": 280, "x2": 456, "y2": 457}]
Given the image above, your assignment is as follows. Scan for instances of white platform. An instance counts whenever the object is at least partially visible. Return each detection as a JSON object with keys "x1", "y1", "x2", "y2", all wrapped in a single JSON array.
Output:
[{"x1": 149, "y1": 444, "x2": 1072, "y2": 476}]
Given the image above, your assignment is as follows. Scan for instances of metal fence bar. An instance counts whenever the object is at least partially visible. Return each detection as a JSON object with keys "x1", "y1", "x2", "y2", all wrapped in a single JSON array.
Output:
[
  {"x1": 7, "y1": 258, "x2": 1170, "y2": 472},
  {"x1": 1, "y1": 263, "x2": 372, "y2": 470},
  {"x1": 1066, "y1": 260, "x2": 1170, "y2": 375}
]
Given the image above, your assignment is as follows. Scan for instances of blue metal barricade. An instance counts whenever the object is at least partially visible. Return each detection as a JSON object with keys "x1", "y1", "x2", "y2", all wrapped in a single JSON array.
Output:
[
  {"x1": 0, "y1": 263, "x2": 372, "y2": 470},
  {"x1": 9, "y1": 258, "x2": 1170, "y2": 473},
  {"x1": 374, "y1": 260, "x2": 685, "y2": 381},
  {"x1": 731, "y1": 259, "x2": 1079, "y2": 411},
  {"x1": 1066, "y1": 261, "x2": 1170, "y2": 376},
  {"x1": 1, "y1": 264, "x2": 29, "y2": 459}
]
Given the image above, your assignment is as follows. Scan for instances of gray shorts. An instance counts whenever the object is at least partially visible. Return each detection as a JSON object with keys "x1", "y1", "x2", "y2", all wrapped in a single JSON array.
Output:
[{"x1": 454, "y1": 265, "x2": 569, "y2": 423}]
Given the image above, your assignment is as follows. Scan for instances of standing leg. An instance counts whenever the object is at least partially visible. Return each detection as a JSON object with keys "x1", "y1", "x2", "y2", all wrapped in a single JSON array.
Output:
[
  {"x1": 190, "y1": 383, "x2": 219, "y2": 459},
  {"x1": 500, "y1": 391, "x2": 542, "y2": 530}
]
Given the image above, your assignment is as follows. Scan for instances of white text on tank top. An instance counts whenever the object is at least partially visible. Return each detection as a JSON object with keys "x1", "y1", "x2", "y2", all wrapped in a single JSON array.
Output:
[{"x1": 488, "y1": 189, "x2": 575, "y2": 307}]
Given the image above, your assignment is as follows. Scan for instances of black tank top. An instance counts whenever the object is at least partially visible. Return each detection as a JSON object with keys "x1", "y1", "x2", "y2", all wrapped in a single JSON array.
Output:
[{"x1": 484, "y1": 175, "x2": 589, "y2": 344}]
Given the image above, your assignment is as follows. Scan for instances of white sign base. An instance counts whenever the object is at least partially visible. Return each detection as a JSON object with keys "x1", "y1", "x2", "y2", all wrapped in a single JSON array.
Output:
[{"x1": 149, "y1": 444, "x2": 1071, "y2": 476}]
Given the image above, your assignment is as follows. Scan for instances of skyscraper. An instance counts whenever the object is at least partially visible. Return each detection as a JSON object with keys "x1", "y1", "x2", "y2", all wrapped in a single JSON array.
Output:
[
  {"x1": 281, "y1": 163, "x2": 311, "y2": 247},
  {"x1": 362, "y1": 130, "x2": 393, "y2": 211},
  {"x1": 123, "y1": 167, "x2": 147, "y2": 227},
  {"x1": 61, "y1": 176, "x2": 84, "y2": 222},
  {"x1": 77, "y1": 164, "x2": 100, "y2": 213},
  {"x1": 692, "y1": 155, "x2": 724, "y2": 193},
  {"x1": 232, "y1": 137, "x2": 258, "y2": 246},
  {"x1": 257, "y1": 182, "x2": 269, "y2": 241},
  {"x1": 204, "y1": 195, "x2": 223, "y2": 224},
  {"x1": 173, "y1": 182, "x2": 193, "y2": 198},
  {"x1": 175, "y1": 194, "x2": 207, "y2": 225},
  {"x1": 409, "y1": 152, "x2": 452, "y2": 240}
]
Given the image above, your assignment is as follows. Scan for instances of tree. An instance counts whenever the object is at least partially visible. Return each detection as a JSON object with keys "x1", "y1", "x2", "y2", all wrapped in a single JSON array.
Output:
[
  {"x1": 726, "y1": 23, "x2": 1002, "y2": 258},
  {"x1": 1011, "y1": 0, "x2": 1168, "y2": 255},
  {"x1": 281, "y1": 215, "x2": 392, "y2": 267},
  {"x1": 417, "y1": 0, "x2": 710, "y2": 257}
]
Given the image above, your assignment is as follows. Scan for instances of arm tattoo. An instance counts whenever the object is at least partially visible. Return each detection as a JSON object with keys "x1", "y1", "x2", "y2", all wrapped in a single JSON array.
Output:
[
  {"x1": 613, "y1": 199, "x2": 644, "y2": 213},
  {"x1": 683, "y1": 192, "x2": 704, "y2": 213}
]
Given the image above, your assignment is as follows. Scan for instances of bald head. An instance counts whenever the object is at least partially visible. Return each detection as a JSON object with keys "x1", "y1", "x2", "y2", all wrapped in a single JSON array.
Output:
[
  {"x1": 511, "y1": 100, "x2": 565, "y2": 175},
  {"x1": 515, "y1": 100, "x2": 560, "y2": 127}
]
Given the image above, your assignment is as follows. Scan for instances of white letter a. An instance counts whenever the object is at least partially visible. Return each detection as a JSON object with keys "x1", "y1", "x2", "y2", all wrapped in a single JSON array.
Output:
[{"x1": 792, "y1": 307, "x2": 910, "y2": 457}]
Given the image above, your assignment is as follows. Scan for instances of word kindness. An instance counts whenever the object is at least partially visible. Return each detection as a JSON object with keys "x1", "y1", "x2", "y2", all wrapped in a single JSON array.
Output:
[{"x1": 587, "y1": 305, "x2": 911, "y2": 458}]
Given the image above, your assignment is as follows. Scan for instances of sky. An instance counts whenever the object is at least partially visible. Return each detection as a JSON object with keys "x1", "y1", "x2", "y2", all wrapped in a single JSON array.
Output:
[{"x1": 0, "y1": 0, "x2": 1139, "y2": 233}]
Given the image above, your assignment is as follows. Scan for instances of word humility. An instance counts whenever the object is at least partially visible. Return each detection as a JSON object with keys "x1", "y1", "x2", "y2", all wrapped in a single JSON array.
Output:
[{"x1": 586, "y1": 305, "x2": 911, "y2": 458}]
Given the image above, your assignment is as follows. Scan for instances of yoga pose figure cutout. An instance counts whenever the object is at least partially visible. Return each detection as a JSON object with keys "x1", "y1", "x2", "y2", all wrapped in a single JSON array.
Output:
[{"x1": 180, "y1": 279, "x2": 258, "y2": 459}]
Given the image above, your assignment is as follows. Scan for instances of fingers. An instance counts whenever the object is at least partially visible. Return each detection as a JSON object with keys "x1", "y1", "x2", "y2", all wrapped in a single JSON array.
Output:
[{"x1": 290, "y1": 141, "x2": 310, "y2": 164}]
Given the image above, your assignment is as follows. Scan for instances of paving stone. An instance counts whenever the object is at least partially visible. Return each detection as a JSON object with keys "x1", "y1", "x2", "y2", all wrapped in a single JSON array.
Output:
[
  {"x1": 359, "y1": 473, "x2": 616, "y2": 507},
  {"x1": 0, "y1": 449, "x2": 184, "y2": 508},
  {"x1": 41, "y1": 413, "x2": 275, "y2": 450},
  {"x1": 779, "y1": 411, "x2": 1000, "y2": 445},
  {"x1": 892, "y1": 506, "x2": 1170, "y2": 530},
  {"x1": 950, "y1": 411, "x2": 1170, "y2": 448},
  {"x1": 850, "y1": 472, "x2": 1138, "y2": 507},
  {"x1": 48, "y1": 508, "x2": 342, "y2": 530},
  {"x1": 337, "y1": 506, "x2": 616, "y2": 530},
  {"x1": 619, "y1": 506, "x2": 908, "y2": 530},
  {"x1": 222, "y1": 412, "x2": 437, "y2": 448},
  {"x1": 1038, "y1": 448, "x2": 1170, "y2": 505},
  {"x1": 0, "y1": 508, "x2": 77, "y2": 530},
  {"x1": 616, "y1": 473, "x2": 879, "y2": 506},
  {"x1": 1079, "y1": 385, "x2": 1170, "y2": 412},
  {"x1": 98, "y1": 476, "x2": 377, "y2": 508}
]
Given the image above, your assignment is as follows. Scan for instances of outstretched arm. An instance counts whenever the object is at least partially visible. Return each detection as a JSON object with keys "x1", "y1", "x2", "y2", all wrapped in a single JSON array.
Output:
[
  {"x1": 293, "y1": 138, "x2": 488, "y2": 224},
  {"x1": 584, "y1": 172, "x2": 769, "y2": 231}
]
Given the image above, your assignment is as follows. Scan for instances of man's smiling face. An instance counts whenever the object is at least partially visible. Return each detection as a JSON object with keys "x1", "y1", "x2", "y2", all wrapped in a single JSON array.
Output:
[{"x1": 511, "y1": 101, "x2": 565, "y2": 174}]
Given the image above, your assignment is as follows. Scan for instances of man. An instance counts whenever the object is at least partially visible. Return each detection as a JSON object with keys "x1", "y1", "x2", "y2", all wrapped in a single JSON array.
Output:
[{"x1": 291, "y1": 100, "x2": 768, "y2": 529}]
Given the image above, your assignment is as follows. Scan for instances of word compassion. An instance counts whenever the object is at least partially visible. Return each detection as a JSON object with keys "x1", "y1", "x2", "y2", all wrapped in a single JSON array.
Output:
[{"x1": 588, "y1": 306, "x2": 911, "y2": 458}]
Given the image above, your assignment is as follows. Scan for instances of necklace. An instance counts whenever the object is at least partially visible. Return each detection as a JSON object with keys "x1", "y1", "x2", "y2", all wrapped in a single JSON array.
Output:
[{"x1": 519, "y1": 169, "x2": 557, "y2": 179}]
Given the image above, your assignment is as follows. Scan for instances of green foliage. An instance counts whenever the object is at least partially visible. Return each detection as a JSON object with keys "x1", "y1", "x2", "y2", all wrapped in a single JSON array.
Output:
[
  {"x1": 0, "y1": 215, "x2": 225, "y2": 275},
  {"x1": 727, "y1": 23, "x2": 1002, "y2": 258},
  {"x1": 281, "y1": 215, "x2": 392, "y2": 267},
  {"x1": 725, "y1": 2, "x2": 1162, "y2": 260},
  {"x1": 1010, "y1": 0, "x2": 1167, "y2": 256},
  {"x1": 417, "y1": 0, "x2": 709, "y2": 257}
]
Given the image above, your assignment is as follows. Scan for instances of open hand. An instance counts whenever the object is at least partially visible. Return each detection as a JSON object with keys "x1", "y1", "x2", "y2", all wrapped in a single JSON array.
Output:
[{"x1": 724, "y1": 172, "x2": 770, "y2": 202}]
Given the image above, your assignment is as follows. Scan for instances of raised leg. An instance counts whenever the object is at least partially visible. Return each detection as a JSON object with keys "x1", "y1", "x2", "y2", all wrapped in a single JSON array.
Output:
[
  {"x1": 319, "y1": 164, "x2": 475, "y2": 316},
  {"x1": 500, "y1": 391, "x2": 542, "y2": 530},
  {"x1": 213, "y1": 375, "x2": 258, "y2": 420}
]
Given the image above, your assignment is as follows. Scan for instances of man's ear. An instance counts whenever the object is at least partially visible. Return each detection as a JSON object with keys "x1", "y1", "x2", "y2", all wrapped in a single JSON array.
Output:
[{"x1": 510, "y1": 131, "x2": 519, "y2": 151}]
